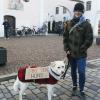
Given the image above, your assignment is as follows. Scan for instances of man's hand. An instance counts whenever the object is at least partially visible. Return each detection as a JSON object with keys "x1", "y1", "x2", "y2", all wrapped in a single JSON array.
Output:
[{"x1": 66, "y1": 51, "x2": 70, "y2": 55}]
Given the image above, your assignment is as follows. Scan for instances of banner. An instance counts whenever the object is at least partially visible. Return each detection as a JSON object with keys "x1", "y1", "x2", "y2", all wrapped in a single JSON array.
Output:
[{"x1": 25, "y1": 67, "x2": 49, "y2": 80}]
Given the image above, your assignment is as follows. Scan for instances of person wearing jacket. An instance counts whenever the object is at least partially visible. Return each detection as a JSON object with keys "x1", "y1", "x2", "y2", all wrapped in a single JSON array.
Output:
[
  {"x1": 3, "y1": 19, "x2": 10, "y2": 39},
  {"x1": 63, "y1": 3, "x2": 93, "y2": 99}
]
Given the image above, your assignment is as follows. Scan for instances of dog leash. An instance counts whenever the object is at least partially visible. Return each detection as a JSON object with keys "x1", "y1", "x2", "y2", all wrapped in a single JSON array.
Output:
[
  {"x1": 62, "y1": 60, "x2": 70, "y2": 79},
  {"x1": 62, "y1": 54, "x2": 71, "y2": 79}
]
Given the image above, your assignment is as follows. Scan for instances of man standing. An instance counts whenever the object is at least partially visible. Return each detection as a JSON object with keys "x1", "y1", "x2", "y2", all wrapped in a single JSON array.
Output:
[
  {"x1": 63, "y1": 3, "x2": 93, "y2": 99},
  {"x1": 3, "y1": 19, "x2": 10, "y2": 39}
]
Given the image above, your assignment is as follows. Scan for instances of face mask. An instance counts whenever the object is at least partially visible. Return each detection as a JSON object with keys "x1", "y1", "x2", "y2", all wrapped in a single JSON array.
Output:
[
  {"x1": 74, "y1": 11, "x2": 82, "y2": 18},
  {"x1": 74, "y1": 15, "x2": 80, "y2": 18}
]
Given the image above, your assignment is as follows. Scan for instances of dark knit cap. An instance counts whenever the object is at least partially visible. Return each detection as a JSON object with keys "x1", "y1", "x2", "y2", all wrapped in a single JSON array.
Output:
[{"x1": 74, "y1": 3, "x2": 84, "y2": 13}]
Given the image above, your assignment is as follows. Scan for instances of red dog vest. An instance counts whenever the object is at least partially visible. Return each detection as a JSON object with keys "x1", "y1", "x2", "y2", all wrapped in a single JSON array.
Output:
[{"x1": 18, "y1": 65, "x2": 58, "y2": 85}]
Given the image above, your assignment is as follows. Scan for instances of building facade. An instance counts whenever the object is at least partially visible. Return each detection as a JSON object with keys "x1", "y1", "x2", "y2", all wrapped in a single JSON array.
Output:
[
  {"x1": 84, "y1": 0, "x2": 100, "y2": 37},
  {"x1": 0, "y1": 0, "x2": 76, "y2": 37},
  {"x1": 0, "y1": 0, "x2": 99, "y2": 37},
  {"x1": 0, "y1": 0, "x2": 43, "y2": 37}
]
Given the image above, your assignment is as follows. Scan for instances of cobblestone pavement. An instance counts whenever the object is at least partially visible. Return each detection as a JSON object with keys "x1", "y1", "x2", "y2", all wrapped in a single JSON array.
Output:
[{"x1": 0, "y1": 36, "x2": 100, "y2": 100}]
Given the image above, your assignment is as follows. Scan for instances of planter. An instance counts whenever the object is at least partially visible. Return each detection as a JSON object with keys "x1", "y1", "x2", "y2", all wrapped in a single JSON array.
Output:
[{"x1": 0, "y1": 47, "x2": 7, "y2": 66}]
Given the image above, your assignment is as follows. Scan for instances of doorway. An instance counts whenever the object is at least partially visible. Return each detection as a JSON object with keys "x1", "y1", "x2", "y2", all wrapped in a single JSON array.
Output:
[
  {"x1": 4, "y1": 15, "x2": 16, "y2": 36},
  {"x1": 98, "y1": 20, "x2": 100, "y2": 35}
]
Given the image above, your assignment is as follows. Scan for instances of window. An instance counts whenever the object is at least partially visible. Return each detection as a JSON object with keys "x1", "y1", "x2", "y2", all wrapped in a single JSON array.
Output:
[
  {"x1": 63, "y1": 7, "x2": 67, "y2": 14},
  {"x1": 98, "y1": 20, "x2": 100, "y2": 35},
  {"x1": 86, "y1": 1, "x2": 92, "y2": 11},
  {"x1": 56, "y1": 7, "x2": 59, "y2": 14}
]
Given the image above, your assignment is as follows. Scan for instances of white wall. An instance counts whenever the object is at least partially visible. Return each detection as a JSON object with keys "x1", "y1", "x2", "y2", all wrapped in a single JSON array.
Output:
[
  {"x1": 1, "y1": 0, "x2": 99, "y2": 37},
  {"x1": 0, "y1": 0, "x2": 43, "y2": 37},
  {"x1": 0, "y1": 0, "x2": 4, "y2": 37},
  {"x1": 84, "y1": 0, "x2": 100, "y2": 36},
  {"x1": 43, "y1": 0, "x2": 76, "y2": 22},
  {"x1": 93, "y1": 0, "x2": 100, "y2": 36},
  {"x1": 3, "y1": 0, "x2": 41, "y2": 28},
  {"x1": 0, "y1": 0, "x2": 76, "y2": 37},
  {"x1": 84, "y1": 0, "x2": 96, "y2": 26}
]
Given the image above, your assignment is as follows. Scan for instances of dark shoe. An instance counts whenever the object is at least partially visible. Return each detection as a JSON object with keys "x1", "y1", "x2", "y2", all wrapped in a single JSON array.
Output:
[
  {"x1": 71, "y1": 86, "x2": 77, "y2": 96},
  {"x1": 79, "y1": 91, "x2": 87, "y2": 100}
]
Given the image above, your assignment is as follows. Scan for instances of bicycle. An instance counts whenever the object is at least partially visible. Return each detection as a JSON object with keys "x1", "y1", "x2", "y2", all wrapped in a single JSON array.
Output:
[
  {"x1": 31, "y1": 26, "x2": 37, "y2": 36},
  {"x1": 37, "y1": 23, "x2": 48, "y2": 35}
]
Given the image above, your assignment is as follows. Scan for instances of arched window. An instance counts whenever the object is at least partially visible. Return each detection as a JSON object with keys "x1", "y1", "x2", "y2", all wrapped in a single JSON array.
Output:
[
  {"x1": 56, "y1": 7, "x2": 59, "y2": 14},
  {"x1": 86, "y1": 1, "x2": 92, "y2": 11}
]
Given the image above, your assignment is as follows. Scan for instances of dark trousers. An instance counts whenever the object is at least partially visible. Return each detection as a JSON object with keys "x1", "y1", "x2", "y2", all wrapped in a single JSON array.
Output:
[
  {"x1": 4, "y1": 28, "x2": 9, "y2": 38},
  {"x1": 70, "y1": 57, "x2": 86, "y2": 91}
]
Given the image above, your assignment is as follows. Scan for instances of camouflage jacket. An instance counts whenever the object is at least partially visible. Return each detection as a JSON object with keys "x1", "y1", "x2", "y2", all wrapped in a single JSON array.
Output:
[{"x1": 63, "y1": 20, "x2": 93, "y2": 58}]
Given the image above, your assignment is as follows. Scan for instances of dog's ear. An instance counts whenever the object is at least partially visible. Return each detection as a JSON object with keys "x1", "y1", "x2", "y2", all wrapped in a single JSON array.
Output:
[{"x1": 50, "y1": 62, "x2": 56, "y2": 67}]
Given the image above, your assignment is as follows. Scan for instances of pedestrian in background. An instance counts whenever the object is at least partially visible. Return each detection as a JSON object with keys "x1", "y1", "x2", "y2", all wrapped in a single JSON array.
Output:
[
  {"x1": 63, "y1": 3, "x2": 93, "y2": 99},
  {"x1": 3, "y1": 19, "x2": 10, "y2": 39}
]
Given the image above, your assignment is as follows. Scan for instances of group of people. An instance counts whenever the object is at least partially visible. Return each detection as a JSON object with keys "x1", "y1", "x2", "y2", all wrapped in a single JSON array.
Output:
[{"x1": 63, "y1": 3, "x2": 93, "y2": 100}]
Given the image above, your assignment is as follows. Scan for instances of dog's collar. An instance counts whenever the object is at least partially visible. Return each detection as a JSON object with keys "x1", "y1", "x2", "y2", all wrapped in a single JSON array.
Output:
[
  {"x1": 51, "y1": 69, "x2": 60, "y2": 77},
  {"x1": 48, "y1": 66, "x2": 61, "y2": 80}
]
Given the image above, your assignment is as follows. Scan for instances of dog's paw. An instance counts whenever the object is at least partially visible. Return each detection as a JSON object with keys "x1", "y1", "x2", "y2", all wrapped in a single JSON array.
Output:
[
  {"x1": 52, "y1": 94, "x2": 57, "y2": 97},
  {"x1": 13, "y1": 85, "x2": 19, "y2": 92}
]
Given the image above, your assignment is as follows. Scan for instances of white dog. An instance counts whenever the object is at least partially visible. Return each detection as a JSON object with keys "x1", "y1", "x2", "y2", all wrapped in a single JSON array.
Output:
[{"x1": 13, "y1": 61, "x2": 66, "y2": 100}]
